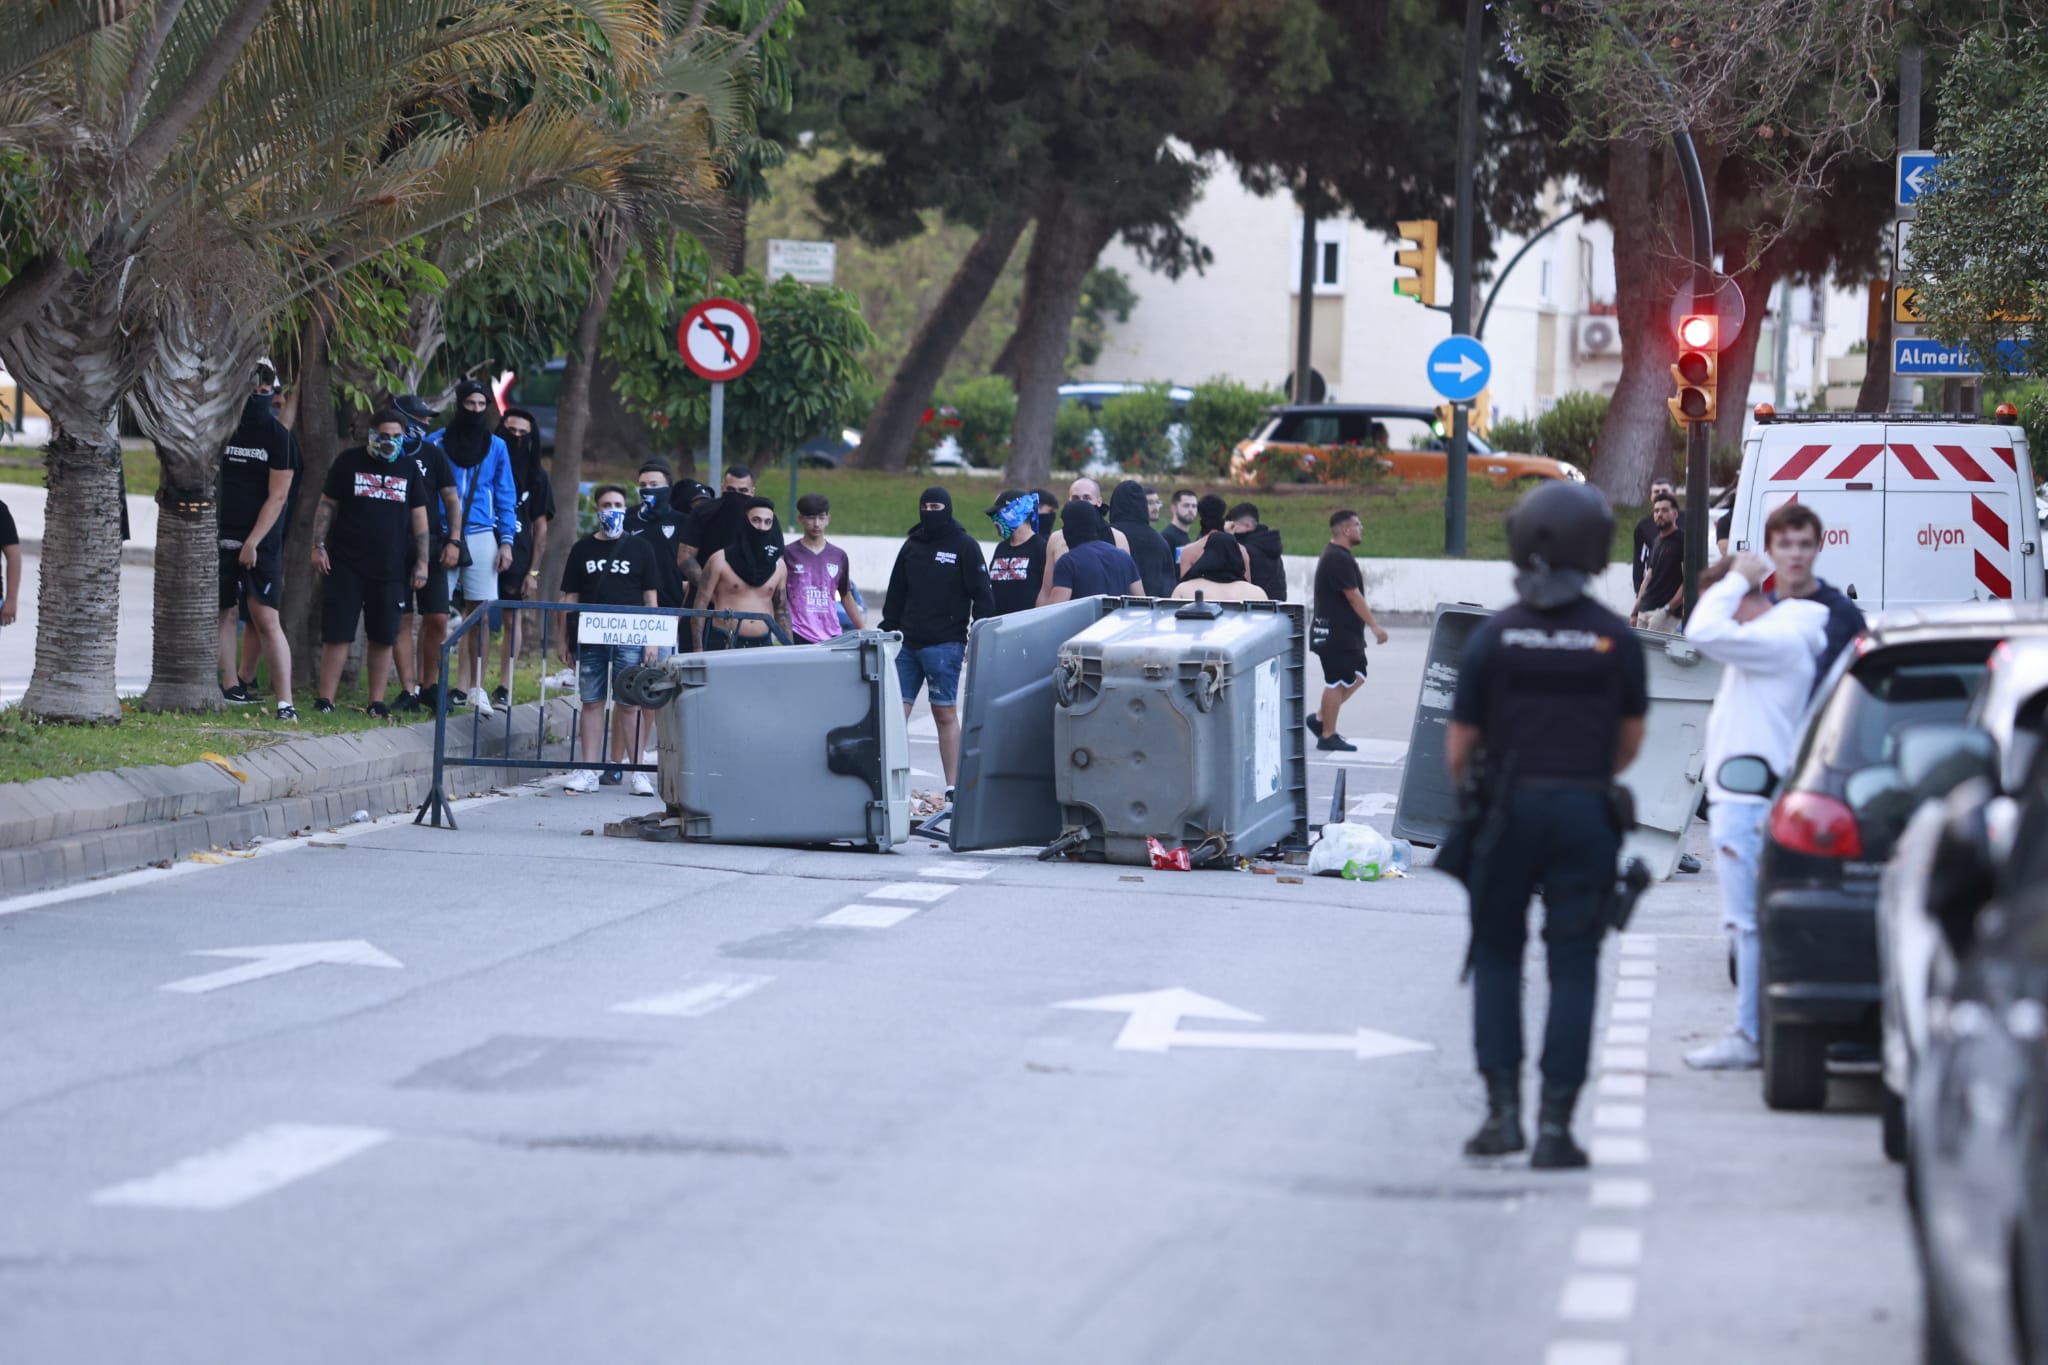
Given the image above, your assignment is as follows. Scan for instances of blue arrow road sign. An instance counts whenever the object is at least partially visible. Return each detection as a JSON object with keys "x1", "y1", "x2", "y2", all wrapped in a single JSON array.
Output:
[
  {"x1": 1897, "y1": 151, "x2": 1944, "y2": 207},
  {"x1": 1426, "y1": 335, "x2": 1492, "y2": 403},
  {"x1": 1893, "y1": 336, "x2": 2031, "y2": 377}
]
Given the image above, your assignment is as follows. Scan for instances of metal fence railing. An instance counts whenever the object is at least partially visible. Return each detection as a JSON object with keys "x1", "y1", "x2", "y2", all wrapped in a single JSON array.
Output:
[{"x1": 413, "y1": 600, "x2": 788, "y2": 829}]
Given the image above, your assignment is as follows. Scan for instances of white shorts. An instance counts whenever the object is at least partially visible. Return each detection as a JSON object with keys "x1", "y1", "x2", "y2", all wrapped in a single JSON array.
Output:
[{"x1": 447, "y1": 530, "x2": 500, "y2": 605}]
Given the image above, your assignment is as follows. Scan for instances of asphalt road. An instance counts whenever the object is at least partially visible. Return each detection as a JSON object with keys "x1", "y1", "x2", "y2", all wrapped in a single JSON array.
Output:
[{"x1": 0, "y1": 639, "x2": 1919, "y2": 1364}]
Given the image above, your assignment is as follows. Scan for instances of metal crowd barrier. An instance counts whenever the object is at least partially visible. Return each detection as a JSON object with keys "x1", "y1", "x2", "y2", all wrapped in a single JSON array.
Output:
[{"x1": 413, "y1": 600, "x2": 788, "y2": 829}]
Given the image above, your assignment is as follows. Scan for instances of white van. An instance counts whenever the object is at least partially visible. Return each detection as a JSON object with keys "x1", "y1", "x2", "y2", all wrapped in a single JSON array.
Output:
[{"x1": 1727, "y1": 413, "x2": 2045, "y2": 613}]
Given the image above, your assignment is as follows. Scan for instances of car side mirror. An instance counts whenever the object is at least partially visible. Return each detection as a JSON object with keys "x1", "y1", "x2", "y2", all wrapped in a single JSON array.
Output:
[
  {"x1": 1717, "y1": 755, "x2": 1778, "y2": 798},
  {"x1": 1896, "y1": 722, "x2": 1998, "y2": 802},
  {"x1": 1927, "y1": 781, "x2": 2000, "y2": 958}
]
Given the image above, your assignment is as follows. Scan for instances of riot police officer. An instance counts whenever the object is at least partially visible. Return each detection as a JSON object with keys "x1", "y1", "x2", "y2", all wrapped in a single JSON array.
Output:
[{"x1": 1445, "y1": 481, "x2": 1647, "y2": 1168}]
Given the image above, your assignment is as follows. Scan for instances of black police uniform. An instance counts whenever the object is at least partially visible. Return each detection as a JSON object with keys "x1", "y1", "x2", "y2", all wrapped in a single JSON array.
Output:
[{"x1": 1452, "y1": 593, "x2": 1647, "y2": 1158}]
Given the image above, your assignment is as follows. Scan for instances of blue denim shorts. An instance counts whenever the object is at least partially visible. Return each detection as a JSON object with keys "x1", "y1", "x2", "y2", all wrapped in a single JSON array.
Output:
[
  {"x1": 895, "y1": 639, "x2": 966, "y2": 707},
  {"x1": 576, "y1": 642, "x2": 648, "y2": 705}
]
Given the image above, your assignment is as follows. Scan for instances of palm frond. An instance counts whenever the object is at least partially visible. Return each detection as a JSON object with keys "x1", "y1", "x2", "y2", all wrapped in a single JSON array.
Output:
[{"x1": 0, "y1": 0, "x2": 143, "y2": 87}]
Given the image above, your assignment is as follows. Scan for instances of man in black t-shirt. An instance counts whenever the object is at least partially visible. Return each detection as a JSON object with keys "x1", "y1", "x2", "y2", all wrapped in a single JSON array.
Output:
[
  {"x1": 0, "y1": 496, "x2": 18, "y2": 631},
  {"x1": 217, "y1": 361, "x2": 301, "y2": 718},
  {"x1": 311, "y1": 409, "x2": 430, "y2": 716},
  {"x1": 490, "y1": 406, "x2": 553, "y2": 706},
  {"x1": 558, "y1": 484, "x2": 660, "y2": 795},
  {"x1": 1631, "y1": 492, "x2": 1685, "y2": 630},
  {"x1": 1630, "y1": 478, "x2": 1674, "y2": 595},
  {"x1": 1309, "y1": 510, "x2": 1389, "y2": 752},
  {"x1": 984, "y1": 488, "x2": 1047, "y2": 615},
  {"x1": 389, "y1": 394, "x2": 464, "y2": 714}
]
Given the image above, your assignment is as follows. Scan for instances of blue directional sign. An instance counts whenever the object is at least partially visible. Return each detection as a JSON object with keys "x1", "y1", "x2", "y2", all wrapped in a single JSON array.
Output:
[
  {"x1": 1893, "y1": 336, "x2": 2031, "y2": 377},
  {"x1": 1897, "y1": 151, "x2": 1944, "y2": 207},
  {"x1": 1426, "y1": 335, "x2": 1492, "y2": 403}
]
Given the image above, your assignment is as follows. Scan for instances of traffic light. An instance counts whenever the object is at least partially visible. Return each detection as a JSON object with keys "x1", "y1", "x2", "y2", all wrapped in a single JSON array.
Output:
[
  {"x1": 1470, "y1": 387, "x2": 1491, "y2": 438},
  {"x1": 1668, "y1": 313, "x2": 1718, "y2": 425},
  {"x1": 1394, "y1": 220, "x2": 1439, "y2": 306}
]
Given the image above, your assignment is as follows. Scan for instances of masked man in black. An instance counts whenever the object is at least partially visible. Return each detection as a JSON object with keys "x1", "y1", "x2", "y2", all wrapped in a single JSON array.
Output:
[{"x1": 880, "y1": 486, "x2": 993, "y2": 789}]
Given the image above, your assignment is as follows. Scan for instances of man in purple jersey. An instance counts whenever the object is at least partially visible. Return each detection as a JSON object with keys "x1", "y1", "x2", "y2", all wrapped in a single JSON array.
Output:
[{"x1": 784, "y1": 494, "x2": 865, "y2": 643}]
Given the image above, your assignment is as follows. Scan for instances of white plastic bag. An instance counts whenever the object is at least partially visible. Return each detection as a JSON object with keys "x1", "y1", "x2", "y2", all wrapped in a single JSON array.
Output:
[{"x1": 1309, "y1": 823, "x2": 1394, "y2": 880}]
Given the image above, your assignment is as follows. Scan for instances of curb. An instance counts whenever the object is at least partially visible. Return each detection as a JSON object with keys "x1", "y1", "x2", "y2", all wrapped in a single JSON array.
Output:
[{"x1": 0, "y1": 699, "x2": 579, "y2": 895}]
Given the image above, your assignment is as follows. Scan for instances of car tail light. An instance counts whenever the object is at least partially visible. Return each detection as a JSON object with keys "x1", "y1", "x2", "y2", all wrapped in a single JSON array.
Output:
[{"x1": 1769, "y1": 791, "x2": 1864, "y2": 858}]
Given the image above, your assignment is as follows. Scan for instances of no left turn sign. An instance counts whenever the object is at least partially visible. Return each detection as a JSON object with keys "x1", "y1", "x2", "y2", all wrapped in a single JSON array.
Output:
[{"x1": 677, "y1": 298, "x2": 759, "y2": 381}]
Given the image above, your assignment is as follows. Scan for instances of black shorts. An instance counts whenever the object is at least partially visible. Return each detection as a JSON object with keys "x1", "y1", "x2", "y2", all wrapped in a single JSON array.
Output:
[
  {"x1": 402, "y1": 544, "x2": 451, "y2": 616},
  {"x1": 499, "y1": 534, "x2": 535, "y2": 601},
  {"x1": 1316, "y1": 646, "x2": 1367, "y2": 688},
  {"x1": 323, "y1": 560, "x2": 406, "y2": 647},
  {"x1": 218, "y1": 538, "x2": 284, "y2": 611}
]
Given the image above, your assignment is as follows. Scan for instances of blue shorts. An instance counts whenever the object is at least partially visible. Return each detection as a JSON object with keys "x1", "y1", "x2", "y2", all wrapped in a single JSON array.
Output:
[
  {"x1": 576, "y1": 642, "x2": 651, "y2": 705},
  {"x1": 895, "y1": 640, "x2": 965, "y2": 708}
]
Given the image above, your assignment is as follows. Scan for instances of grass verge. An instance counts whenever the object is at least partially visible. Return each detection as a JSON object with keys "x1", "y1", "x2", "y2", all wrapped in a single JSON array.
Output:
[{"x1": 0, "y1": 444, "x2": 162, "y2": 500}]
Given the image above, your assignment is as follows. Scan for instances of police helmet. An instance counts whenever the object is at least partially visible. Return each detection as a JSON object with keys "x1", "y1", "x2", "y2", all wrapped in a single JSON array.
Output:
[{"x1": 1507, "y1": 480, "x2": 1613, "y2": 575}]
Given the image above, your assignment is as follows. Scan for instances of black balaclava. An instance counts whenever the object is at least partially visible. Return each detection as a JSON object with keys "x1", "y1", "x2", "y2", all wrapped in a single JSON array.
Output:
[
  {"x1": 726, "y1": 497, "x2": 785, "y2": 588},
  {"x1": 1034, "y1": 490, "x2": 1057, "y2": 538},
  {"x1": 1186, "y1": 532, "x2": 1247, "y2": 583},
  {"x1": 913, "y1": 485, "x2": 960, "y2": 542},
  {"x1": 1107, "y1": 480, "x2": 1151, "y2": 530},
  {"x1": 441, "y1": 379, "x2": 494, "y2": 469},
  {"x1": 1061, "y1": 499, "x2": 1107, "y2": 547},
  {"x1": 1196, "y1": 494, "x2": 1228, "y2": 535},
  {"x1": 500, "y1": 406, "x2": 543, "y2": 495},
  {"x1": 239, "y1": 390, "x2": 275, "y2": 432}
]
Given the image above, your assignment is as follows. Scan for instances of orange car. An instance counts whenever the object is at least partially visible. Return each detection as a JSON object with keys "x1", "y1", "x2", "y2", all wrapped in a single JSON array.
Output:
[{"x1": 1230, "y1": 404, "x2": 1585, "y2": 487}]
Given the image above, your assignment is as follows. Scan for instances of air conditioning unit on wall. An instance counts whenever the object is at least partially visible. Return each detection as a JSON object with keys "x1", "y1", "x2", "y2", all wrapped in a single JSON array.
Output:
[{"x1": 1575, "y1": 315, "x2": 1621, "y2": 358}]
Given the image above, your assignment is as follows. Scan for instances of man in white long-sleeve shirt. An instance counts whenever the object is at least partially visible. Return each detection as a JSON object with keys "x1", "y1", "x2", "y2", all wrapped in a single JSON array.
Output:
[{"x1": 1684, "y1": 551, "x2": 1830, "y2": 1070}]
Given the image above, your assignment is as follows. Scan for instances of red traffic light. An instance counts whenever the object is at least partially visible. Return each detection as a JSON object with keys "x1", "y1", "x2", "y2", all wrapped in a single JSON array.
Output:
[{"x1": 1678, "y1": 314, "x2": 1718, "y2": 350}]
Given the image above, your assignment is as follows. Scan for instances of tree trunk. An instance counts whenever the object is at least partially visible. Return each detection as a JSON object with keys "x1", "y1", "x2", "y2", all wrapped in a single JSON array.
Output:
[
  {"x1": 1003, "y1": 191, "x2": 1112, "y2": 488},
  {"x1": 282, "y1": 308, "x2": 336, "y2": 684},
  {"x1": 537, "y1": 227, "x2": 628, "y2": 609},
  {"x1": 1711, "y1": 236, "x2": 1781, "y2": 462},
  {"x1": 1589, "y1": 140, "x2": 1690, "y2": 501},
  {"x1": 129, "y1": 287, "x2": 266, "y2": 711},
  {"x1": 1855, "y1": 287, "x2": 1893, "y2": 412},
  {"x1": 0, "y1": 245, "x2": 149, "y2": 722},
  {"x1": 854, "y1": 210, "x2": 1028, "y2": 472}
]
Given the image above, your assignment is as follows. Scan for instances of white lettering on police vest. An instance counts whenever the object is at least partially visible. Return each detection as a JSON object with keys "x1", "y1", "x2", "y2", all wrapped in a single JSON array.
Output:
[{"x1": 1500, "y1": 628, "x2": 1613, "y2": 653}]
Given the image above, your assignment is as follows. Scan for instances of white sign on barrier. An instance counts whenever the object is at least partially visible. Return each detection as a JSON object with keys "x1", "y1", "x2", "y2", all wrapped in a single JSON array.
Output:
[{"x1": 577, "y1": 611, "x2": 680, "y2": 648}]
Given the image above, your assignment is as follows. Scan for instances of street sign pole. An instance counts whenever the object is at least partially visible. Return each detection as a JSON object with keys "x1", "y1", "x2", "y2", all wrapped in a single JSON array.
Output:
[
  {"x1": 708, "y1": 380, "x2": 725, "y2": 487},
  {"x1": 1444, "y1": 0, "x2": 1482, "y2": 557}
]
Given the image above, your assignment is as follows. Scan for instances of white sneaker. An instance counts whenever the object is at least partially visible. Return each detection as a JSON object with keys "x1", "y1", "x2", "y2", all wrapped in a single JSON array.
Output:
[
  {"x1": 564, "y1": 768, "x2": 599, "y2": 793},
  {"x1": 628, "y1": 770, "x2": 656, "y2": 797},
  {"x1": 1684, "y1": 1030, "x2": 1762, "y2": 1070},
  {"x1": 468, "y1": 686, "x2": 494, "y2": 718}
]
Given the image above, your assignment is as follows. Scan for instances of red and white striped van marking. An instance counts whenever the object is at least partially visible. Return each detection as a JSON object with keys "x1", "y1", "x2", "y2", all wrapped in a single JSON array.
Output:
[{"x1": 1972, "y1": 494, "x2": 2013, "y2": 598}]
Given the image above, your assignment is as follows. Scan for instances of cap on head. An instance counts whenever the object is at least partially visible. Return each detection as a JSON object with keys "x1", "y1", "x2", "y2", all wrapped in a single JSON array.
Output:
[{"x1": 395, "y1": 393, "x2": 439, "y2": 425}]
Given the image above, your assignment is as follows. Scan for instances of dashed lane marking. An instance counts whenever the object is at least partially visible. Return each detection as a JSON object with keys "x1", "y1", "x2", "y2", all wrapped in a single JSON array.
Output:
[
  {"x1": 1589, "y1": 1178, "x2": 1653, "y2": 1209},
  {"x1": 1597, "y1": 1073, "x2": 1647, "y2": 1098},
  {"x1": 1600, "y1": 1048, "x2": 1649, "y2": 1073},
  {"x1": 918, "y1": 865, "x2": 993, "y2": 880},
  {"x1": 1545, "y1": 1344, "x2": 1629, "y2": 1365},
  {"x1": 1614, "y1": 979, "x2": 1656, "y2": 1000},
  {"x1": 611, "y1": 973, "x2": 775, "y2": 1018},
  {"x1": 1589, "y1": 1136, "x2": 1650, "y2": 1166},
  {"x1": 1609, "y1": 1001, "x2": 1654, "y2": 1021},
  {"x1": 1617, "y1": 959, "x2": 1657, "y2": 978},
  {"x1": 1558, "y1": 1273, "x2": 1637, "y2": 1322},
  {"x1": 91, "y1": 1123, "x2": 391, "y2": 1211},
  {"x1": 1593, "y1": 1104, "x2": 1646, "y2": 1131},
  {"x1": 1575, "y1": 1227, "x2": 1645, "y2": 1269},
  {"x1": 863, "y1": 881, "x2": 958, "y2": 904},
  {"x1": 1604, "y1": 1024, "x2": 1649, "y2": 1046},
  {"x1": 816, "y1": 903, "x2": 922, "y2": 929}
]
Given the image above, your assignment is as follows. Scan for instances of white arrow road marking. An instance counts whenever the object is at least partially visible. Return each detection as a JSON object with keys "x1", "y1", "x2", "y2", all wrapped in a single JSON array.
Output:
[
  {"x1": 91, "y1": 1123, "x2": 391, "y2": 1210},
  {"x1": 1055, "y1": 987, "x2": 1432, "y2": 1060},
  {"x1": 611, "y1": 972, "x2": 774, "y2": 1018},
  {"x1": 1432, "y1": 353, "x2": 1484, "y2": 383},
  {"x1": 159, "y1": 940, "x2": 403, "y2": 994}
]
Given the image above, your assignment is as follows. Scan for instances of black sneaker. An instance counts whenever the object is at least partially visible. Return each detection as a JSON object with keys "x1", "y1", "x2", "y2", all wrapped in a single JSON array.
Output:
[
  {"x1": 390, "y1": 691, "x2": 421, "y2": 714},
  {"x1": 490, "y1": 685, "x2": 510, "y2": 708},
  {"x1": 1316, "y1": 733, "x2": 1358, "y2": 752},
  {"x1": 367, "y1": 701, "x2": 391, "y2": 720},
  {"x1": 599, "y1": 767, "x2": 624, "y2": 786},
  {"x1": 275, "y1": 703, "x2": 298, "y2": 722},
  {"x1": 222, "y1": 683, "x2": 258, "y2": 704},
  {"x1": 313, "y1": 698, "x2": 336, "y2": 714},
  {"x1": 417, "y1": 683, "x2": 441, "y2": 711},
  {"x1": 1307, "y1": 714, "x2": 1324, "y2": 739}
]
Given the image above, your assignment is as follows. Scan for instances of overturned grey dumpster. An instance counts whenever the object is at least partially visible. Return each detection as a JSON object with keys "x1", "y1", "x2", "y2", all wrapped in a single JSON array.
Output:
[
  {"x1": 1050, "y1": 597, "x2": 1309, "y2": 864},
  {"x1": 633, "y1": 631, "x2": 910, "y2": 850},
  {"x1": 1392, "y1": 602, "x2": 1722, "y2": 879}
]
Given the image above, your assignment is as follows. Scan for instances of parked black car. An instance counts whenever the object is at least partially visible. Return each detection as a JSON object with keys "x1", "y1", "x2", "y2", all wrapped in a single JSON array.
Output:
[
  {"x1": 1911, "y1": 727, "x2": 2048, "y2": 1365},
  {"x1": 1754, "y1": 608, "x2": 2023, "y2": 1110}
]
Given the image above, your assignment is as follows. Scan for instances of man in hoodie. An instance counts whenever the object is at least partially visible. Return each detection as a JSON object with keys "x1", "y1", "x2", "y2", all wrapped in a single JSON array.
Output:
[
  {"x1": 390, "y1": 394, "x2": 463, "y2": 714},
  {"x1": 881, "y1": 486, "x2": 994, "y2": 788},
  {"x1": 216, "y1": 360, "x2": 301, "y2": 719},
  {"x1": 1108, "y1": 479, "x2": 1177, "y2": 597},
  {"x1": 1176, "y1": 493, "x2": 1251, "y2": 585},
  {"x1": 1170, "y1": 533, "x2": 1266, "y2": 603},
  {"x1": 702, "y1": 498, "x2": 790, "y2": 649},
  {"x1": 489, "y1": 405, "x2": 553, "y2": 707},
  {"x1": 1683, "y1": 551, "x2": 1830, "y2": 1071},
  {"x1": 1037, "y1": 477, "x2": 1131, "y2": 607},
  {"x1": 431, "y1": 379, "x2": 519, "y2": 716},
  {"x1": 1226, "y1": 502, "x2": 1288, "y2": 601},
  {"x1": 1762, "y1": 501, "x2": 1863, "y2": 687}
]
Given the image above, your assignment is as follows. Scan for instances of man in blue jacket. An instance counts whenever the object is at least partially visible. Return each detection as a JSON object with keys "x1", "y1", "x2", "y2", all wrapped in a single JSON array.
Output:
[{"x1": 431, "y1": 378, "x2": 519, "y2": 716}]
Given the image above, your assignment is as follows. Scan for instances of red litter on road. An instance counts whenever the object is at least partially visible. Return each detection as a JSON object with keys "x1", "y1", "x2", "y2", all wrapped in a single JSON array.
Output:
[{"x1": 1148, "y1": 838, "x2": 1192, "y2": 872}]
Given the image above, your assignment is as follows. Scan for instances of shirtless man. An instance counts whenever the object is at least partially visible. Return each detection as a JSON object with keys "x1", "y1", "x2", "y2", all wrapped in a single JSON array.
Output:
[
  {"x1": 1038, "y1": 476, "x2": 1132, "y2": 607},
  {"x1": 701, "y1": 498, "x2": 791, "y2": 649}
]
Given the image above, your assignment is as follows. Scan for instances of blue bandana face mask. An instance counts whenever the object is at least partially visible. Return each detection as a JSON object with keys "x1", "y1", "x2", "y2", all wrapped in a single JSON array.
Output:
[
  {"x1": 369, "y1": 433, "x2": 403, "y2": 462},
  {"x1": 991, "y1": 494, "x2": 1037, "y2": 536},
  {"x1": 598, "y1": 507, "x2": 627, "y2": 537}
]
